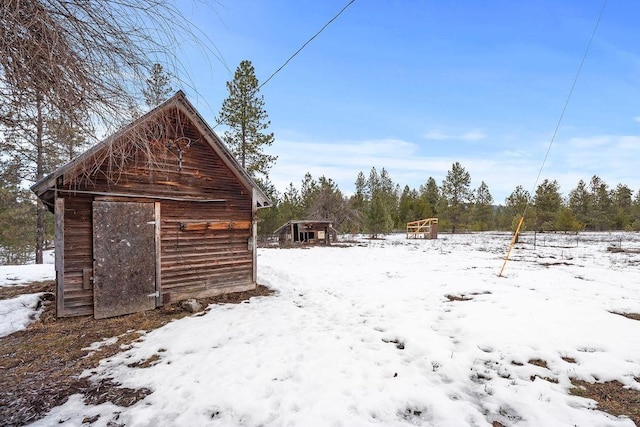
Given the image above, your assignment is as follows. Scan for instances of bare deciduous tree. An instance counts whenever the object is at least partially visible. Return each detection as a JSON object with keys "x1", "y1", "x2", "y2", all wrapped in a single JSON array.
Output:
[
  {"x1": 1, "y1": 0, "x2": 221, "y2": 263},
  {"x1": 1, "y1": 0, "x2": 217, "y2": 132}
]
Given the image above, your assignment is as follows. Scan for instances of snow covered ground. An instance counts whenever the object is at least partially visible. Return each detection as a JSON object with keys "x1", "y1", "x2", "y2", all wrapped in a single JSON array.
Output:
[
  {"x1": 4, "y1": 233, "x2": 640, "y2": 426},
  {"x1": 0, "y1": 250, "x2": 54, "y2": 337}
]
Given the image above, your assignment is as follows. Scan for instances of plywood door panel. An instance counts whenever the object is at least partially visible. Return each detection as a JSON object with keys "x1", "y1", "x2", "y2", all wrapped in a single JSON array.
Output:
[{"x1": 93, "y1": 201, "x2": 156, "y2": 319}]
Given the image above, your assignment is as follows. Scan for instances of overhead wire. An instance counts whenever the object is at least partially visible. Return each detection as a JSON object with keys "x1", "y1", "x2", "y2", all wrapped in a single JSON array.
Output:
[
  {"x1": 213, "y1": 0, "x2": 356, "y2": 129},
  {"x1": 499, "y1": 0, "x2": 608, "y2": 277},
  {"x1": 258, "y1": 0, "x2": 357, "y2": 91},
  {"x1": 523, "y1": 0, "x2": 608, "y2": 220}
]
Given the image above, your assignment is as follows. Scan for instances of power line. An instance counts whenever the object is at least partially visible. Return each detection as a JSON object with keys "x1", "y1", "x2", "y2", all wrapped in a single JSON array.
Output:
[
  {"x1": 523, "y1": 0, "x2": 607, "y2": 219},
  {"x1": 500, "y1": 0, "x2": 608, "y2": 277},
  {"x1": 258, "y1": 0, "x2": 357, "y2": 91}
]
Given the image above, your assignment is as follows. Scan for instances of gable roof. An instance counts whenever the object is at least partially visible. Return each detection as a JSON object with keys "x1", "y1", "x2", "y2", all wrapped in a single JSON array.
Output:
[{"x1": 31, "y1": 90, "x2": 270, "y2": 208}]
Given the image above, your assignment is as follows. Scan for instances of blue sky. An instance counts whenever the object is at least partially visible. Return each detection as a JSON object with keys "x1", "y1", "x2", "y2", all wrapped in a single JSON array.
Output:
[{"x1": 172, "y1": 0, "x2": 640, "y2": 203}]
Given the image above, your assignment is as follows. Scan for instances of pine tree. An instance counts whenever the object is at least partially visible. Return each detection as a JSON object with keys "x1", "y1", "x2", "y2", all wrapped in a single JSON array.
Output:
[
  {"x1": 142, "y1": 63, "x2": 173, "y2": 109},
  {"x1": 398, "y1": 186, "x2": 414, "y2": 225},
  {"x1": 0, "y1": 159, "x2": 37, "y2": 264},
  {"x1": 472, "y1": 181, "x2": 494, "y2": 231},
  {"x1": 612, "y1": 184, "x2": 633, "y2": 230},
  {"x1": 568, "y1": 180, "x2": 590, "y2": 228},
  {"x1": 587, "y1": 176, "x2": 613, "y2": 231},
  {"x1": 300, "y1": 172, "x2": 318, "y2": 213},
  {"x1": 0, "y1": 91, "x2": 70, "y2": 263},
  {"x1": 378, "y1": 168, "x2": 399, "y2": 227},
  {"x1": 218, "y1": 60, "x2": 277, "y2": 180},
  {"x1": 367, "y1": 192, "x2": 394, "y2": 238},
  {"x1": 440, "y1": 162, "x2": 471, "y2": 233},
  {"x1": 555, "y1": 207, "x2": 583, "y2": 233},
  {"x1": 630, "y1": 190, "x2": 640, "y2": 231},
  {"x1": 368, "y1": 168, "x2": 397, "y2": 235},
  {"x1": 348, "y1": 171, "x2": 367, "y2": 233},
  {"x1": 421, "y1": 177, "x2": 440, "y2": 217},
  {"x1": 533, "y1": 179, "x2": 562, "y2": 231},
  {"x1": 505, "y1": 185, "x2": 531, "y2": 232},
  {"x1": 279, "y1": 182, "x2": 303, "y2": 222}
]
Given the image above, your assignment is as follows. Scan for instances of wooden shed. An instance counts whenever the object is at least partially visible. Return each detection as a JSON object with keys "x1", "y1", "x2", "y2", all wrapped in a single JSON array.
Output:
[
  {"x1": 274, "y1": 220, "x2": 337, "y2": 245},
  {"x1": 31, "y1": 91, "x2": 270, "y2": 319}
]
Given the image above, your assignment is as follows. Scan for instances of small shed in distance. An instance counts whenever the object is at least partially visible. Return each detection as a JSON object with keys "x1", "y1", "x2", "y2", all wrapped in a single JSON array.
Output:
[
  {"x1": 275, "y1": 220, "x2": 338, "y2": 246},
  {"x1": 406, "y1": 218, "x2": 438, "y2": 239}
]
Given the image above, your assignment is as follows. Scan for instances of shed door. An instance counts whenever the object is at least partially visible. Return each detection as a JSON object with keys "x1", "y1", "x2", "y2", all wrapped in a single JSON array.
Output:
[{"x1": 93, "y1": 201, "x2": 157, "y2": 319}]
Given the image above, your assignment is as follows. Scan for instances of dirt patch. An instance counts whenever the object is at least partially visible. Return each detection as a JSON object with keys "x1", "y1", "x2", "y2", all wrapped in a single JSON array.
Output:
[
  {"x1": 571, "y1": 379, "x2": 640, "y2": 426},
  {"x1": 446, "y1": 294, "x2": 473, "y2": 302},
  {"x1": 0, "y1": 281, "x2": 53, "y2": 300},
  {"x1": 528, "y1": 358, "x2": 548, "y2": 368},
  {"x1": 539, "y1": 261, "x2": 573, "y2": 267},
  {"x1": 607, "y1": 246, "x2": 640, "y2": 254},
  {"x1": 445, "y1": 291, "x2": 491, "y2": 302},
  {"x1": 0, "y1": 281, "x2": 273, "y2": 426},
  {"x1": 611, "y1": 312, "x2": 640, "y2": 322}
]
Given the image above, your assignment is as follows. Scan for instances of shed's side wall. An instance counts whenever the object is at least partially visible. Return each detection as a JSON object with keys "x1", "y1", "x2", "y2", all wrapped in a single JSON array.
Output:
[
  {"x1": 58, "y1": 109, "x2": 255, "y2": 317},
  {"x1": 61, "y1": 194, "x2": 94, "y2": 317},
  {"x1": 160, "y1": 200, "x2": 253, "y2": 302}
]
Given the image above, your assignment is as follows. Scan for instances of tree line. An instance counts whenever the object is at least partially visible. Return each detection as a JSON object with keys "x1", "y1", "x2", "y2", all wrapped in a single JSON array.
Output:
[
  {"x1": 2, "y1": 2, "x2": 639, "y2": 265},
  {"x1": 212, "y1": 61, "x2": 640, "y2": 238},
  {"x1": 256, "y1": 163, "x2": 640, "y2": 239}
]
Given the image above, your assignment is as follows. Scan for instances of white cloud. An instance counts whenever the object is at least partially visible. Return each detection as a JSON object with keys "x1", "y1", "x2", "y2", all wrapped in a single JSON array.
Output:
[
  {"x1": 567, "y1": 135, "x2": 613, "y2": 149},
  {"x1": 544, "y1": 134, "x2": 640, "y2": 194},
  {"x1": 423, "y1": 130, "x2": 487, "y2": 141},
  {"x1": 460, "y1": 131, "x2": 487, "y2": 141},
  {"x1": 265, "y1": 132, "x2": 640, "y2": 204},
  {"x1": 267, "y1": 136, "x2": 536, "y2": 202}
]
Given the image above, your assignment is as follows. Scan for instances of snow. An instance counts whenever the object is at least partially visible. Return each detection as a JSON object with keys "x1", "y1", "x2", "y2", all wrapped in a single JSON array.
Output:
[
  {"x1": 0, "y1": 293, "x2": 46, "y2": 338},
  {"x1": 0, "y1": 264, "x2": 55, "y2": 287},
  {"x1": 0, "y1": 249, "x2": 55, "y2": 287},
  {"x1": 0, "y1": 255, "x2": 54, "y2": 336},
  {"x1": 14, "y1": 232, "x2": 640, "y2": 426}
]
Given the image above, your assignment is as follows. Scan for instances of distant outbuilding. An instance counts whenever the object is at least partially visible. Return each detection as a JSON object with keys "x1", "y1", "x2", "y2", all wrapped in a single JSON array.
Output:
[
  {"x1": 31, "y1": 91, "x2": 270, "y2": 319},
  {"x1": 274, "y1": 220, "x2": 338, "y2": 246}
]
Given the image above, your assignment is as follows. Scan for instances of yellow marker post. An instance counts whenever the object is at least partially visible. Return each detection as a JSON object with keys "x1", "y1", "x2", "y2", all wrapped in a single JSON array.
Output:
[{"x1": 499, "y1": 216, "x2": 525, "y2": 277}]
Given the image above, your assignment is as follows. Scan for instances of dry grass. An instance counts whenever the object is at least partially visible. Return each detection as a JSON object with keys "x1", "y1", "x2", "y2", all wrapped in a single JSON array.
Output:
[
  {"x1": 528, "y1": 358, "x2": 548, "y2": 368},
  {"x1": 611, "y1": 311, "x2": 640, "y2": 322},
  {"x1": 571, "y1": 379, "x2": 640, "y2": 426},
  {"x1": 0, "y1": 281, "x2": 273, "y2": 427}
]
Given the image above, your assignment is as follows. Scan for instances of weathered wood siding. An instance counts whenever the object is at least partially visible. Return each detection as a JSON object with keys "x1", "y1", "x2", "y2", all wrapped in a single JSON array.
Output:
[
  {"x1": 61, "y1": 194, "x2": 94, "y2": 317},
  {"x1": 57, "y1": 107, "x2": 255, "y2": 317},
  {"x1": 160, "y1": 200, "x2": 252, "y2": 302}
]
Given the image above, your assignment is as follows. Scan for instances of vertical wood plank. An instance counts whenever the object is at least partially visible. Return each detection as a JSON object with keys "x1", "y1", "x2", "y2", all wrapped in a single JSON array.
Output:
[
  {"x1": 155, "y1": 201, "x2": 162, "y2": 307},
  {"x1": 54, "y1": 197, "x2": 65, "y2": 317},
  {"x1": 252, "y1": 188, "x2": 258, "y2": 284}
]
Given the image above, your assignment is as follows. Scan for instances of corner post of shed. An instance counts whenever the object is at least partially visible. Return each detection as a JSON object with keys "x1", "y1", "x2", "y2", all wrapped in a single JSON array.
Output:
[
  {"x1": 154, "y1": 201, "x2": 162, "y2": 307},
  {"x1": 54, "y1": 195, "x2": 65, "y2": 317},
  {"x1": 252, "y1": 188, "x2": 259, "y2": 284}
]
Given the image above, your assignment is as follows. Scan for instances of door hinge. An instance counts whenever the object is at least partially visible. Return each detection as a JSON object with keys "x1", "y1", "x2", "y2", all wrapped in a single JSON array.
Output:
[{"x1": 148, "y1": 291, "x2": 160, "y2": 298}]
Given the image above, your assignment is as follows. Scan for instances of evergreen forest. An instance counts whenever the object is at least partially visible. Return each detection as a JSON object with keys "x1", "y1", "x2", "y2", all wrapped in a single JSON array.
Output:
[{"x1": 255, "y1": 163, "x2": 640, "y2": 240}]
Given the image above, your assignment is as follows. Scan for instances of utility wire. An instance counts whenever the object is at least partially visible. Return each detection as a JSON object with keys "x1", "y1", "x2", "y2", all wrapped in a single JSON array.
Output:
[
  {"x1": 522, "y1": 0, "x2": 607, "y2": 219},
  {"x1": 500, "y1": 0, "x2": 607, "y2": 277},
  {"x1": 258, "y1": 0, "x2": 357, "y2": 91}
]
